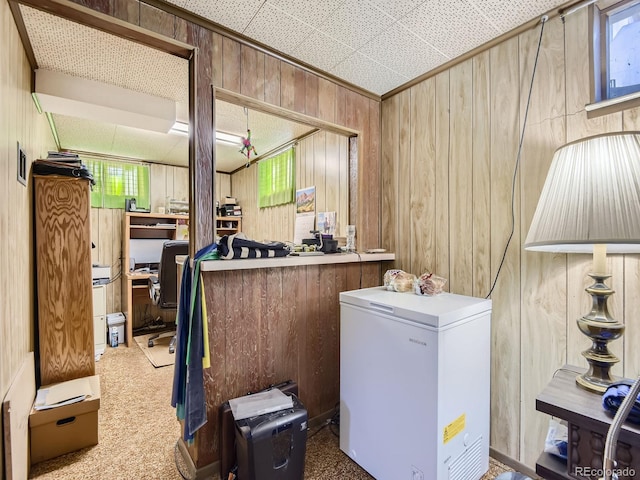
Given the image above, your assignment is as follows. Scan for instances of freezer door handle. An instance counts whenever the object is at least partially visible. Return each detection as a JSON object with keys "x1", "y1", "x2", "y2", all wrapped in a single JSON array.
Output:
[{"x1": 369, "y1": 302, "x2": 394, "y2": 314}]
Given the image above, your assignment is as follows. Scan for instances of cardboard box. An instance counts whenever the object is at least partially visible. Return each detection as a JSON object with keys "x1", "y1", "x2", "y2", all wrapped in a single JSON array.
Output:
[{"x1": 29, "y1": 375, "x2": 100, "y2": 464}]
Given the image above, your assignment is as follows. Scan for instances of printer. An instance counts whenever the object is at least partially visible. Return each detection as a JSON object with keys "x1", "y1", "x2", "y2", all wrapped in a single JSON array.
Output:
[{"x1": 92, "y1": 265, "x2": 111, "y2": 285}]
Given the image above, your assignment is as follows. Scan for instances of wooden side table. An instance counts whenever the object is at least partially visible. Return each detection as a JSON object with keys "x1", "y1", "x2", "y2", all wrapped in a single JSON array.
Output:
[{"x1": 536, "y1": 365, "x2": 640, "y2": 480}]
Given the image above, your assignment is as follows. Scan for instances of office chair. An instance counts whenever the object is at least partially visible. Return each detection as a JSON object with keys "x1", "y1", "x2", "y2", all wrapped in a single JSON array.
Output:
[{"x1": 147, "y1": 240, "x2": 189, "y2": 353}]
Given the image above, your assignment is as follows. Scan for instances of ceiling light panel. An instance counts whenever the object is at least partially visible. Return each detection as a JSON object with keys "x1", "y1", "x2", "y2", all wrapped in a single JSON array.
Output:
[
  {"x1": 359, "y1": 24, "x2": 450, "y2": 80},
  {"x1": 21, "y1": 6, "x2": 188, "y2": 103},
  {"x1": 319, "y1": 0, "x2": 396, "y2": 50}
]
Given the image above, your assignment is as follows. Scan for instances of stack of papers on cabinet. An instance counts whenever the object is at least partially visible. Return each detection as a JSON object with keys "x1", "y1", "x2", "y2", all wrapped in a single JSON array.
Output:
[{"x1": 229, "y1": 389, "x2": 294, "y2": 420}]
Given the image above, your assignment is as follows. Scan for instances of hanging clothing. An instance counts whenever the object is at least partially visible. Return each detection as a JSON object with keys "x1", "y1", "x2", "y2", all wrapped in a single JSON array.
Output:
[{"x1": 172, "y1": 243, "x2": 219, "y2": 443}]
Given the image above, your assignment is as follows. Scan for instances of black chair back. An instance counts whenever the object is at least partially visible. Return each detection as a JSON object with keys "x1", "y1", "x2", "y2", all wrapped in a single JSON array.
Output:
[{"x1": 158, "y1": 240, "x2": 189, "y2": 309}]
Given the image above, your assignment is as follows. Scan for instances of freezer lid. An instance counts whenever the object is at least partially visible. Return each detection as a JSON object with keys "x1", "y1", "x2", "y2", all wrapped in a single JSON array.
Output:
[{"x1": 339, "y1": 287, "x2": 492, "y2": 327}]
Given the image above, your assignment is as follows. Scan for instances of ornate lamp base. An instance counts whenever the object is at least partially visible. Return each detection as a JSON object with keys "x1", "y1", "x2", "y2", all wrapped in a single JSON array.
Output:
[{"x1": 575, "y1": 273, "x2": 624, "y2": 394}]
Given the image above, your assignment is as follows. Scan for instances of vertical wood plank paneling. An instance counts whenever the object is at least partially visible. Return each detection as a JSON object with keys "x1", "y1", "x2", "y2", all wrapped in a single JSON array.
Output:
[
  {"x1": 222, "y1": 37, "x2": 241, "y2": 92},
  {"x1": 519, "y1": 18, "x2": 569, "y2": 467},
  {"x1": 314, "y1": 131, "x2": 326, "y2": 212},
  {"x1": 189, "y1": 23, "x2": 215, "y2": 250},
  {"x1": 318, "y1": 78, "x2": 336, "y2": 123},
  {"x1": 240, "y1": 45, "x2": 265, "y2": 100},
  {"x1": 435, "y1": 72, "x2": 450, "y2": 286},
  {"x1": 280, "y1": 62, "x2": 295, "y2": 112},
  {"x1": 410, "y1": 80, "x2": 436, "y2": 275},
  {"x1": 305, "y1": 71, "x2": 319, "y2": 118},
  {"x1": 472, "y1": 51, "x2": 491, "y2": 298},
  {"x1": 381, "y1": 96, "x2": 398, "y2": 257},
  {"x1": 112, "y1": 0, "x2": 140, "y2": 24},
  {"x1": 303, "y1": 265, "x2": 322, "y2": 416},
  {"x1": 264, "y1": 55, "x2": 281, "y2": 106},
  {"x1": 368, "y1": 96, "x2": 381, "y2": 249},
  {"x1": 150, "y1": 163, "x2": 167, "y2": 212},
  {"x1": 564, "y1": 8, "x2": 624, "y2": 372},
  {"x1": 293, "y1": 67, "x2": 306, "y2": 115},
  {"x1": 139, "y1": 3, "x2": 174, "y2": 37},
  {"x1": 449, "y1": 60, "x2": 473, "y2": 295},
  {"x1": 338, "y1": 132, "x2": 349, "y2": 237},
  {"x1": 325, "y1": 133, "x2": 340, "y2": 220},
  {"x1": 397, "y1": 90, "x2": 411, "y2": 271},
  {"x1": 211, "y1": 32, "x2": 223, "y2": 88},
  {"x1": 489, "y1": 37, "x2": 521, "y2": 458}
]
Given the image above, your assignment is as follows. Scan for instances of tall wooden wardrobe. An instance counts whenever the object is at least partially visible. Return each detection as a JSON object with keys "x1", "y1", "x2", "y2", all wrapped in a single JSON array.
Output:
[{"x1": 34, "y1": 173, "x2": 94, "y2": 386}]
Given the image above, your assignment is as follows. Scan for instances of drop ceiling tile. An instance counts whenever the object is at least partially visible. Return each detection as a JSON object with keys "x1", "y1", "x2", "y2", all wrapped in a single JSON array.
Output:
[
  {"x1": 163, "y1": 0, "x2": 188, "y2": 7},
  {"x1": 52, "y1": 114, "x2": 116, "y2": 153},
  {"x1": 399, "y1": 0, "x2": 501, "y2": 59},
  {"x1": 318, "y1": 0, "x2": 396, "y2": 50},
  {"x1": 367, "y1": 0, "x2": 427, "y2": 20},
  {"x1": 331, "y1": 52, "x2": 409, "y2": 96},
  {"x1": 181, "y1": 0, "x2": 266, "y2": 32},
  {"x1": 293, "y1": 30, "x2": 354, "y2": 72},
  {"x1": 467, "y1": 0, "x2": 567, "y2": 33},
  {"x1": 22, "y1": 6, "x2": 188, "y2": 102},
  {"x1": 266, "y1": 0, "x2": 344, "y2": 26},
  {"x1": 111, "y1": 125, "x2": 187, "y2": 163},
  {"x1": 243, "y1": 3, "x2": 311, "y2": 55},
  {"x1": 359, "y1": 23, "x2": 449, "y2": 80}
]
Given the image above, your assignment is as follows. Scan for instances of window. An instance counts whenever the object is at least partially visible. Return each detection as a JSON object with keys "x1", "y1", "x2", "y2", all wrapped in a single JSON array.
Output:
[
  {"x1": 595, "y1": 0, "x2": 640, "y2": 101},
  {"x1": 258, "y1": 147, "x2": 295, "y2": 208},
  {"x1": 86, "y1": 159, "x2": 150, "y2": 209}
]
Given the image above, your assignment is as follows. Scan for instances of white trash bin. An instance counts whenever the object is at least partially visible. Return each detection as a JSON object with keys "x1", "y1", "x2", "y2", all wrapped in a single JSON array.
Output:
[{"x1": 106, "y1": 312, "x2": 125, "y2": 346}]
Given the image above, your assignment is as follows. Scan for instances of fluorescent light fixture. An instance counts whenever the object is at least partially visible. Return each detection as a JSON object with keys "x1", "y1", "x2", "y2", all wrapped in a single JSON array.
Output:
[
  {"x1": 216, "y1": 131, "x2": 243, "y2": 145},
  {"x1": 169, "y1": 121, "x2": 189, "y2": 136},
  {"x1": 34, "y1": 69, "x2": 176, "y2": 133}
]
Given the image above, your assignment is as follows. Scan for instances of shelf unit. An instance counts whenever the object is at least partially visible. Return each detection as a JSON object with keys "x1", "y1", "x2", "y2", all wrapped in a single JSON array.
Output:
[
  {"x1": 122, "y1": 212, "x2": 189, "y2": 346},
  {"x1": 216, "y1": 216, "x2": 242, "y2": 236}
]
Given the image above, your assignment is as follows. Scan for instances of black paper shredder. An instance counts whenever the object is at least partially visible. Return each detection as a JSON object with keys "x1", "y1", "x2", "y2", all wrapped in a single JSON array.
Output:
[{"x1": 234, "y1": 394, "x2": 307, "y2": 480}]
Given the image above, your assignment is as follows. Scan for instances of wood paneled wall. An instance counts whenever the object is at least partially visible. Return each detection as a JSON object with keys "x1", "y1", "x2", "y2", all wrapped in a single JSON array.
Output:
[
  {"x1": 381, "y1": 11, "x2": 640, "y2": 468},
  {"x1": 231, "y1": 131, "x2": 349, "y2": 242},
  {"x1": 1, "y1": 0, "x2": 56, "y2": 474},
  {"x1": 198, "y1": 262, "x2": 383, "y2": 468},
  {"x1": 90, "y1": 162, "x2": 189, "y2": 315},
  {"x1": 67, "y1": 0, "x2": 380, "y2": 471}
]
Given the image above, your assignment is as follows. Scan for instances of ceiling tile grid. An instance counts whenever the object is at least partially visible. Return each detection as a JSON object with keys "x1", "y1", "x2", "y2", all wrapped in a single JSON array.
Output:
[
  {"x1": 316, "y1": 0, "x2": 397, "y2": 51},
  {"x1": 266, "y1": 0, "x2": 344, "y2": 26},
  {"x1": 179, "y1": 0, "x2": 266, "y2": 33},
  {"x1": 292, "y1": 30, "x2": 355, "y2": 73},
  {"x1": 467, "y1": 0, "x2": 565, "y2": 32},
  {"x1": 330, "y1": 51, "x2": 410, "y2": 96},
  {"x1": 398, "y1": 0, "x2": 501, "y2": 59},
  {"x1": 243, "y1": 2, "x2": 313, "y2": 55},
  {"x1": 359, "y1": 23, "x2": 450, "y2": 80}
]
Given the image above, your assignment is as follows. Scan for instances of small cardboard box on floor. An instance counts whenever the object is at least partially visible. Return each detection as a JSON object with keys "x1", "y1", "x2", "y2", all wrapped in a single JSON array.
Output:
[{"x1": 29, "y1": 375, "x2": 100, "y2": 464}]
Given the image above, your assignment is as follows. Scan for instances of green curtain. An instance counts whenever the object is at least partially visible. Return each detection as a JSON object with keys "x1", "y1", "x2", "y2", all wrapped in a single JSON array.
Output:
[
  {"x1": 258, "y1": 147, "x2": 295, "y2": 208},
  {"x1": 86, "y1": 159, "x2": 150, "y2": 209}
]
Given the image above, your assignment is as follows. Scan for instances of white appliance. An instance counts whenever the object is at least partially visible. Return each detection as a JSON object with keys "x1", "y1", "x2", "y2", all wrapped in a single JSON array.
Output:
[{"x1": 340, "y1": 287, "x2": 492, "y2": 480}]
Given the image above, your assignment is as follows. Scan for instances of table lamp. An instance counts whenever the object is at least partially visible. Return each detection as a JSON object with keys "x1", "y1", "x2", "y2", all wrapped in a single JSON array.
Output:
[{"x1": 524, "y1": 131, "x2": 640, "y2": 393}]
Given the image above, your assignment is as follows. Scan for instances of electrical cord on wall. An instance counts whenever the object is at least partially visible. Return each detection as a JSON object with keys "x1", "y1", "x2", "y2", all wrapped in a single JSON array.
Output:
[{"x1": 485, "y1": 14, "x2": 548, "y2": 299}]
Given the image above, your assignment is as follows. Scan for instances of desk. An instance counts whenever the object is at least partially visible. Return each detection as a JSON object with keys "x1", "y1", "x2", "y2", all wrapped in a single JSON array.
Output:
[
  {"x1": 122, "y1": 272, "x2": 154, "y2": 346},
  {"x1": 536, "y1": 365, "x2": 640, "y2": 479},
  {"x1": 122, "y1": 212, "x2": 188, "y2": 346}
]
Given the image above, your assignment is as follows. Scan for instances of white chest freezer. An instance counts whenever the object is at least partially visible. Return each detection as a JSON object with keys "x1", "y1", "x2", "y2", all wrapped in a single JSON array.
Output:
[{"x1": 339, "y1": 287, "x2": 492, "y2": 480}]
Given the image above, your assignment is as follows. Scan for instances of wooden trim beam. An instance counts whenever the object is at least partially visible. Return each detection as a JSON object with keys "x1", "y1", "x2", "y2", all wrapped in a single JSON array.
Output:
[
  {"x1": 13, "y1": 0, "x2": 194, "y2": 59},
  {"x1": 215, "y1": 88, "x2": 360, "y2": 138}
]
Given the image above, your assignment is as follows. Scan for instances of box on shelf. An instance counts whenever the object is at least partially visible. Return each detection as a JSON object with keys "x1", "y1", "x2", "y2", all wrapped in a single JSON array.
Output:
[{"x1": 29, "y1": 375, "x2": 101, "y2": 464}]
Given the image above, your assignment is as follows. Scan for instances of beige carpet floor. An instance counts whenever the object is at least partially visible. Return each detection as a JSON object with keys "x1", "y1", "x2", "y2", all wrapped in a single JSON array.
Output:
[{"x1": 29, "y1": 344, "x2": 513, "y2": 479}]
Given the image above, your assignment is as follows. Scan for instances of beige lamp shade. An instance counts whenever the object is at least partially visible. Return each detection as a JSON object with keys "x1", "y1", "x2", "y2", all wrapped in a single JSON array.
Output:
[{"x1": 525, "y1": 132, "x2": 640, "y2": 254}]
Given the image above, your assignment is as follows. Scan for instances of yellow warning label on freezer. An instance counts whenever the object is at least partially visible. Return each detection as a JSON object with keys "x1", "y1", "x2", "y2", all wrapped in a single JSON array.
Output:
[{"x1": 443, "y1": 413, "x2": 465, "y2": 444}]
